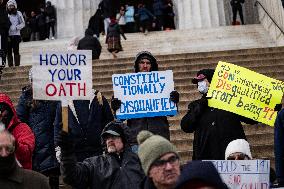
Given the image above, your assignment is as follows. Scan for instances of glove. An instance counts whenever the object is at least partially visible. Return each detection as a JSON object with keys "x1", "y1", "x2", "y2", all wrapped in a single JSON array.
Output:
[
  {"x1": 274, "y1": 104, "x2": 282, "y2": 112},
  {"x1": 57, "y1": 130, "x2": 74, "y2": 154},
  {"x1": 188, "y1": 98, "x2": 208, "y2": 116},
  {"x1": 170, "y1": 90, "x2": 179, "y2": 104},
  {"x1": 111, "y1": 97, "x2": 121, "y2": 111},
  {"x1": 55, "y1": 146, "x2": 61, "y2": 163}
]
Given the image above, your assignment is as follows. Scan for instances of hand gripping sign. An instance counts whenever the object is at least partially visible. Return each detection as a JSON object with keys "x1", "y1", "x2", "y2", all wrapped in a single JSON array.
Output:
[
  {"x1": 32, "y1": 51, "x2": 93, "y2": 131},
  {"x1": 112, "y1": 70, "x2": 178, "y2": 119},
  {"x1": 207, "y1": 61, "x2": 284, "y2": 126}
]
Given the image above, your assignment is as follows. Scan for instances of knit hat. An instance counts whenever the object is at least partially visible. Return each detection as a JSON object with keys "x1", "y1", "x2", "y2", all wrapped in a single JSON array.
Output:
[
  {"x1": 134, "y1": 51, "x2": 158, "y2": 73},
  {"x1": 192, "y1": 69, "x2": 215, "y2": 84},
  {"x1": 137, "y1": 130, "x2": 178, "y2": 175},
  {"x1": 225, "y1": 139, "x2": 252, "y2": 160},
  {"x1": 175, "y1": 161, "x2": 229, "y2": 189},
  {"x1": 7, "y1": 0, "x2": 17, "y2": 8}
]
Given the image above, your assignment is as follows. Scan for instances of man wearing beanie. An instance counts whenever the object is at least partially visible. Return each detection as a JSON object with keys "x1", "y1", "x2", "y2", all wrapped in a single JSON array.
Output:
[
  {"x1": 59, "y1": 121, "x2": 145, "y2": 189},
  {"x1": 111, "y1": 51, "x2": 180, "y2": 153},
  {"x1": 180, "y1": 69, "x2": 257, "y2": 160},
  {"x1": 137, "y1": 130, "x2": 180, "y2": 189}
]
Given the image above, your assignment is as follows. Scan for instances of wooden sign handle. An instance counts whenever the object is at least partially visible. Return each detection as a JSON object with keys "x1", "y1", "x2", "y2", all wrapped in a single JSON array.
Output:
[{"x1": 62, "y1": 106, "x2": 68, "y2": 133}]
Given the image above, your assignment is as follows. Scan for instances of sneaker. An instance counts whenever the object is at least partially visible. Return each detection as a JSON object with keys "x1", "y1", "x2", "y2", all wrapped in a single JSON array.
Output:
[
  {"x1": 144, "y1": 30, "x2": 148, "y2": 35},
  {"x1": 45, "y1": 38, "x2": 49, "y2": 41},
  {"x1": 51, "y1": 37, "x2": 55, "y2": 40}
]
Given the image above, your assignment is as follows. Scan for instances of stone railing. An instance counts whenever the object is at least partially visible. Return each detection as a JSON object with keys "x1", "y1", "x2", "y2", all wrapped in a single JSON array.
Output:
[{"x1": 256, "y1": 0, "x2": 284, "y2": 45}]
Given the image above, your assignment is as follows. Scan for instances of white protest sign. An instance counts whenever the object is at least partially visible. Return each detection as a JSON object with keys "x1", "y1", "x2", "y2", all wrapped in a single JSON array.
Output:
[
  {"x1": 207, "y1": 160, "x2": 270, "y2": 189},
  {"x1": 112, "y1": 70, "x2": 178, "y2": 119},
  {"x1": 32, "y1": 51, "x2": 93, "y2": 101}
]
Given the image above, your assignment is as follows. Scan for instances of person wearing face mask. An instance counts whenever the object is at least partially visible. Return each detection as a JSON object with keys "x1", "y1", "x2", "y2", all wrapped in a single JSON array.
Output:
[
  {"x1": 6, "y1": 0, "x2": 25, "y2": 67},
  {"x1": 0, "y1": 130, "x2": 50, "y2": 189},
  {"x1": 0, "y1": 93, "x2": 35, "y2": 169},
  {"x1": 180, "y1": 69, "x2": 257, "y2": 160}
]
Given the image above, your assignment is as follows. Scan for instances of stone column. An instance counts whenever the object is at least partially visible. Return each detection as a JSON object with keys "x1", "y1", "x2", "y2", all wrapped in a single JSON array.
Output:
[
  {"x1": 50, "y1": 0, "x2": 100, "y2": 39},
  {"x1": 173, "y1": 0, "x2": 226, "y2": 29}
]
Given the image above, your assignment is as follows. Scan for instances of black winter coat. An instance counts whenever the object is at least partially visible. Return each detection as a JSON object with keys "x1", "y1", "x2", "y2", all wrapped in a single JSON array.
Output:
[
  {"x1": 61, "y1": 149, "x2": 145, "y2": 189},
  {"x1": 54, "y1": 92, "x2": 114, "y2": 162},
  {"x1": 127, "y1": 117, "x2": 170, "y2": 145},
  {"x1": 16, "y1": 86, "x2": 59, "y2": 173},
  {"x1": 139, "y1": 177, "x2": 157, "y2": 189},
  {"x1": 0, "y1": 4, "x2": 10, "y2": 34},
  {"x1": 180, "y1": 97, "x2": 256, "y2": 160},
  {"x1": 77, "y1": 34, "x2": 102, "y2": 60}
]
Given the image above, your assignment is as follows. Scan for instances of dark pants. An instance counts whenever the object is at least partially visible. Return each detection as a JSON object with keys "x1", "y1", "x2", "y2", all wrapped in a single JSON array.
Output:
[
  {"x1": 7, "y1": 35, "x2": 20, "y2": 56},
  {"x1": 232, "y1": 4, "x2": 244, "y2": 24},
  {"x1": 47, "y1": 21, "x2": 55, "y2": 38},
  {"x1": 125, "y1": 22, "x2": 135, "y2": 33},
  {"x1": 155, "y1": 15, "x2": 164, "y2": 31},
  {"x1": 43, "y1": 168, "x2": 60, "y2": 189},
  {"x1": 0, "y1": 32, "x2": 8, "y2": 55}
]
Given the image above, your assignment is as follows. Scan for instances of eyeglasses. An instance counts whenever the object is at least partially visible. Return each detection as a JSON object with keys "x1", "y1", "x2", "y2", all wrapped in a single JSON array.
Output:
[
  {"x1": 152, "y1": 155, "x2": 179, "y2": 167},
  {"x1": 227, "y1": 153, "x2": 249, "y2": 160}
]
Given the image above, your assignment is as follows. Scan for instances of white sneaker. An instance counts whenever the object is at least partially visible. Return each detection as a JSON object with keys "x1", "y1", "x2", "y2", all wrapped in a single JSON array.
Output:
[
  {"x1": 45, "y1": 38, "x2": 49, "y2": 41},
  {"x1": 51, "y1": 37, "x2": 55, "y2": 40}
]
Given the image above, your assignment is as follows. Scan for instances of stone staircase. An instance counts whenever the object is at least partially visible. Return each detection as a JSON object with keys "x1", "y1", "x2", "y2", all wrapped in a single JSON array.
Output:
[
  {"x1": 1, "y1": 45, "x2": 283, "y2": 168},
  {"x1": 19, "y1": 24, "x2": 276, "y2": 66}
]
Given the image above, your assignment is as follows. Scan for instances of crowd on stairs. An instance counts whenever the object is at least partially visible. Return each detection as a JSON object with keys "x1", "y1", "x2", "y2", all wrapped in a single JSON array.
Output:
[
  {"x1": 0, "y1": 50, "x2": 283, "y2": 189},
  {"x1": 0, "y1": 0, "x2": 284, "y2": 189}
]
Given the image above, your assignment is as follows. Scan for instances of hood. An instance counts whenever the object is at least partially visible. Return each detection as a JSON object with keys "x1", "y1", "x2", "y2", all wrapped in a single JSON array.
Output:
[
  {"x1": 101, "y1": 120, "x2": 131, "y2": 152},
  {"x1": 0, "y1": 93, "x2": 20, "y2": 131},
  {"x1": 225, "y1": 139, "x2": 252, "y2": 159},
  {"x1": 6, "y1": 0, "x2": 17, "y2": 9},
  {"x1": 85, "y1": 28, "x2": 94, "y2": 36},
  {"x1": 134, "y1": 51, "x2": 158, "y2": 73}
]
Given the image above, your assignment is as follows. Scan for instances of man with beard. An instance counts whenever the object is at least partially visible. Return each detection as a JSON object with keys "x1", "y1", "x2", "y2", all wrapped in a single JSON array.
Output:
[
  {"x1": 0, "y1": 130, "x2": 50, "y2": 189},
  {"x1": 0, "y1": 93, "x2": 35, "y2": 169},
  {"x1": 60, "y1": 121, "x2": 145, "y2": 189}
]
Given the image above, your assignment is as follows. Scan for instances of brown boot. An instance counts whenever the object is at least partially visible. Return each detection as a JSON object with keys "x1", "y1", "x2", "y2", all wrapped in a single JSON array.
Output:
[
  {"x1": 14, "y1": 55, "x2": 20, "y2": 66},
  {"x1": 7, "y1": 55, "x2": 13, "y2": 67}
]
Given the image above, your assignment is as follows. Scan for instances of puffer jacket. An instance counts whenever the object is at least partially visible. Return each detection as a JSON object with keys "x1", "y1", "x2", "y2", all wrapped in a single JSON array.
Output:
[
  {"x1": 54, "y1": 91, "x2": 114, "y2": 162},
  {"x1": 0, "y1": 93, "x2": 35, "y2": 169},
  {"x1": 8, "y1": 11, "x2": 25, "y2": 36},
  {"x1": 127, "y1": 51, "x2": 170, "y2": 145},
  {"x1": 61, "y1": 122, "x2": 145, "y2": 189},
  {"x1": 16, "y1": 86, "x2": 59, "y2": 173},
  {"x1": 180, "y1": 96, "x2": 257, "y2": 160}
]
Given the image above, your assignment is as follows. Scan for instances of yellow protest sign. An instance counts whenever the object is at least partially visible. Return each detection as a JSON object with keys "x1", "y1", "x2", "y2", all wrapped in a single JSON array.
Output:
[{"x1": 207, "y1": 61, "x2": 284, "y2": 126}]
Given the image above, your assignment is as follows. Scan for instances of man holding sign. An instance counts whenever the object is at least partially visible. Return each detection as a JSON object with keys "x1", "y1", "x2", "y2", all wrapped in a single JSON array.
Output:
[
  {"x1": 111, "y1": 51, "x2": 179, "y2": 153},
  {"x1": 180, "y1": 69, "x2": 257, "y2": 160}
]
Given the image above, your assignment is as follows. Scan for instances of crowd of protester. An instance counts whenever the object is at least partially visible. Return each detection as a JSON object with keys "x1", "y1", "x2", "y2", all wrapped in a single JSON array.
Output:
[
  {"x1": 1, "y1": 1, "x2": 284, "y2": 189},
  {"x1": 0, "y1": 49, "x2": 283, "y2": 189}
]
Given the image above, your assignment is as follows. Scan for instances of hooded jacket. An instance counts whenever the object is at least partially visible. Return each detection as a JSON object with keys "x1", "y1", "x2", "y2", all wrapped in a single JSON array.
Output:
[
  {"x1": 61, "y1": 121, "x2": 145, "y2": 189},
  {"x1": 126, "y1": 51, "x2": 170, "y2": 145},
  {"x1": 6, "y1": 0, "x2": 25, "y2": 36},
  {"x1": 0, "y1": 93, "x2": 35, "y2": 169}
]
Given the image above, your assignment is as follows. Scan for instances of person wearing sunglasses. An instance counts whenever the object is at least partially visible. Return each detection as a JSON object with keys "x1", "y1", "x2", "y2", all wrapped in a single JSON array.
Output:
[
  {"x1": 225, "y1": 139, "x2": 252, "y2": 160},
  {"x1": 137, "y1": 130, "x2": 181, "y2": 189},
  {"x1": 0, "y1": 130, "x2": 50, "y2": 188}
]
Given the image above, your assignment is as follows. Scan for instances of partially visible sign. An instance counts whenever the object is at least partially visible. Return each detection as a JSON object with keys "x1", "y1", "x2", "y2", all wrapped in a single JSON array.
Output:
[
  {"x1": 207, "y1": 160, "x2": 270, "y2": 189},
  {"x1": 112, "y1": 70, "x2": 178, "y2": 119},
  {"x1": 207, "y1": 61, "x2": 284, "y2": 126},
  {"x1": 32, "y1": 51, "x2": 93, "y2": 101}
]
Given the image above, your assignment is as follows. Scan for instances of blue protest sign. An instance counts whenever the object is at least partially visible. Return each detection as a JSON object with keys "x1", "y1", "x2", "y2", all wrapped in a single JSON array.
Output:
[{"x1": 112, "y1": 70, "x2": 178, "y2": 119}]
